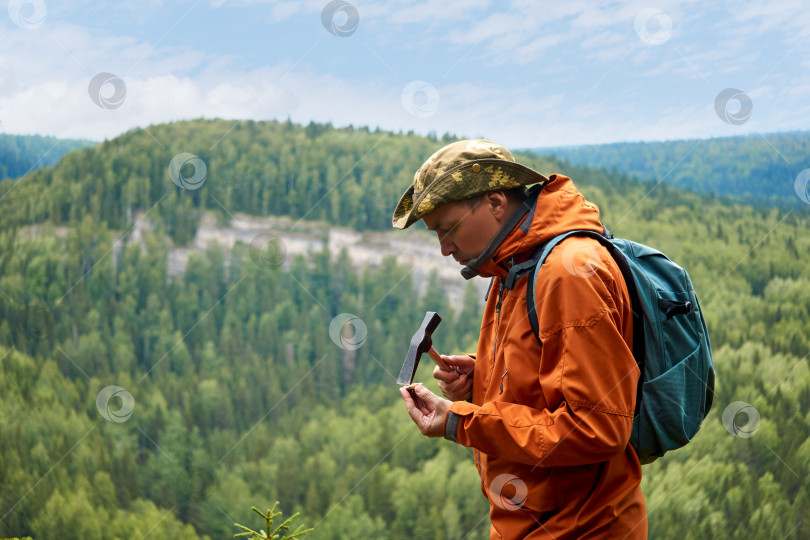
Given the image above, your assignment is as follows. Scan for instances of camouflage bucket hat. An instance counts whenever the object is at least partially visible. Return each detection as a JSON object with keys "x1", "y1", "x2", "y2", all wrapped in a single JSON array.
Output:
[{"x1": 392, "y1": 139, "x2": 550, "y2": 229}]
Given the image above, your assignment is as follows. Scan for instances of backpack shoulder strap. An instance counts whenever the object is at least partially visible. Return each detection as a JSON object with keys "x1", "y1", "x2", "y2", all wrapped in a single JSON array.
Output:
[
  {"x1": 523, "y1": 230, "x2": 590, "y2": 338},
  {"x1": 525, "y1": 229, "x2": 645, "y2": 416}
]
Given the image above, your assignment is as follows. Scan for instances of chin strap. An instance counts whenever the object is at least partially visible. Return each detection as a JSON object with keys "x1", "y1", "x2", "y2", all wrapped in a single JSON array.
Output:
[{"x1": 460, "y1": 184, "x2": 545, "y2": 280}]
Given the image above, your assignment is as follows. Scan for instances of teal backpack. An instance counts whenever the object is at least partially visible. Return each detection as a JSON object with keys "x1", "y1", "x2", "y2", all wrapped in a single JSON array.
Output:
[{"x1": 503, "y1": 228, "x2": 715, "y2": 464}]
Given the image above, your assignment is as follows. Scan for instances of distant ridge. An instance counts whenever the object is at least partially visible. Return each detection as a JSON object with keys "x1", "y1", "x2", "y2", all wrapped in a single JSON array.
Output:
[
  {"x1": 0, "y1": 133, "x2": 96, "y2": 180},
  {"x1": 529, "y1": 131, "x2": 810, "y2": 209}
]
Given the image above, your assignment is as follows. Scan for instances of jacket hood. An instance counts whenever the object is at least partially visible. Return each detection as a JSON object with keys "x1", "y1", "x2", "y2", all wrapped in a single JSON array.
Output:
[{"x1": 461, "y1": 174, "x2": 604, "y2": 279}]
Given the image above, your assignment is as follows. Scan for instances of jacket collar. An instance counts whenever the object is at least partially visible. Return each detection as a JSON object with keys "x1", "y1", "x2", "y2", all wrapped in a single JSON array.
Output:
[
  {"x1": 460, "y1": 185, "x2": 541, "y2": 279},
  {"x1": 460, "y1": 174, "x2": 604, "y2": 280}
]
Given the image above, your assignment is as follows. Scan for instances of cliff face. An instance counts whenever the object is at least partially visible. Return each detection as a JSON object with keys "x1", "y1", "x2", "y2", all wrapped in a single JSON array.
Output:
[
  {"x1": 164, "y1": 212, "x2": 488, "y2": 307},
  {"x1": 16, "y1": 209, "x2": 488, "y2": 307}
]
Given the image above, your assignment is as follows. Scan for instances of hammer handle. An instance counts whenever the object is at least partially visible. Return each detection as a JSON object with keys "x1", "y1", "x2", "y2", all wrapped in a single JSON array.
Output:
[{"x1": 428, "y1": 347, "x2": 451, "y2": 371}]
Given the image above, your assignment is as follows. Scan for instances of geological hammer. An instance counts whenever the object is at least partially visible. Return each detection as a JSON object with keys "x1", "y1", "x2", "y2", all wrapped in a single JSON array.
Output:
[{"x1": 397, "y1": 311, "x2": 451, "y2": 386}]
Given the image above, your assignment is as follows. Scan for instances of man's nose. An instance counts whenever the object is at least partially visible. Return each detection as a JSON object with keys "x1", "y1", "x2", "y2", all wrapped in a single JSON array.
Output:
[{"x1": 439, "y1": 238, "x2": 456, "y2": 257}]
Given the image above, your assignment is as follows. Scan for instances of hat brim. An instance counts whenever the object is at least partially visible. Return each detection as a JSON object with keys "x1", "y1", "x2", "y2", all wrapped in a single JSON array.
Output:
[{"x1": 392, "y1": 159, "x2": 549, "y2": 229}]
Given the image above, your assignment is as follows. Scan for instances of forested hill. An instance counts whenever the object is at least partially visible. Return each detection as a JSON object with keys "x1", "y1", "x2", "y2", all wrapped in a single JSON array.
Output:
[
  {"x1": 0, "y1": 119, "x2": 450, "y2": 240},
  {"x1": 0, "y1": 118, "x2": 647, "y2": 243},
  {"x1": 0, "y1": 133, "x2": 95, "y2": 180},
  {"x1": 1, "y1": 118, "x2": 810, "y2": 539},
  {"x1": 533, "y1": 131, "x2": 810, "y2": 208}
]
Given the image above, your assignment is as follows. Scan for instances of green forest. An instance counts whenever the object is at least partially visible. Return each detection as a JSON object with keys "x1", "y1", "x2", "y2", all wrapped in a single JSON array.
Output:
[
  {"x1": 538, "y1": 131, "x2": 810, "y2": 209},
  {"x1": 1, "y1": 118, "x2": 809, "y2": 539}
]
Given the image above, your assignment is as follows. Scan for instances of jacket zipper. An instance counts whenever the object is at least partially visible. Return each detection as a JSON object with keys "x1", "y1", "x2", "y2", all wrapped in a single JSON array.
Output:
[
  {"x1": 493, "y1": 278, "x2": 505, "y2": 363},
  {"x1": 479, "y1": 279, "x2": 507, "y2": 493}
]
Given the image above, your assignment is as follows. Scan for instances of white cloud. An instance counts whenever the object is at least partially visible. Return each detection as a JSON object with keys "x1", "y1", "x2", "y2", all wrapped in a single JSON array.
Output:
[
  {"x1": 385, "y1": 0, "x2": 492, "y2": 26},
  {"x1": 732, "y1": 0, "x2": 810, "y2": 34}
]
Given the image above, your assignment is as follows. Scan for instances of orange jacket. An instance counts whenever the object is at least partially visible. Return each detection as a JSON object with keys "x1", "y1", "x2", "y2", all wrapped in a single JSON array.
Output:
[{"x1": 446, "y1": 175, "x2": 647, "y2": 539}]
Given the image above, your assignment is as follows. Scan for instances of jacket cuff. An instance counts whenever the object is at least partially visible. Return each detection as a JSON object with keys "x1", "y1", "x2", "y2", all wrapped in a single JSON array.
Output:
[
  {"x1": 444, "y1": 411, "x2": 461, "y2": 442},
  {"x1": 447, "y1": 401, "x2": 479, "y2": 446}
]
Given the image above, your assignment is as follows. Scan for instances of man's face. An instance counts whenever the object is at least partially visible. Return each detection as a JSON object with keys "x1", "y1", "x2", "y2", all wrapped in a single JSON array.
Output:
[{"x1": 423, "y1": 197, "x2": 503, "y2": 266}]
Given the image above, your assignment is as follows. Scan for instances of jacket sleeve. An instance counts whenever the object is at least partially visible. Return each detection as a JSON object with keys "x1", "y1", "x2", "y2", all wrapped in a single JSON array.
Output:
[{"x1": 447, "y1": 248, "x2": 639, "y2": 467}]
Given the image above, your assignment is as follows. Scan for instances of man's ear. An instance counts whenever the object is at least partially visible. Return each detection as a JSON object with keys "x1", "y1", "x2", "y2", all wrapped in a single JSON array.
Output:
[{"x1": 485, "y1": 191, "x2": 509, "y2": 220}]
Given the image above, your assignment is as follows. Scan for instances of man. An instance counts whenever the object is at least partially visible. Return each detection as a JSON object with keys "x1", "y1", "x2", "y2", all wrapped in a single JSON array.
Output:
[{"x1": 393, "y1": 140, "x2": 647, "y2": 539}]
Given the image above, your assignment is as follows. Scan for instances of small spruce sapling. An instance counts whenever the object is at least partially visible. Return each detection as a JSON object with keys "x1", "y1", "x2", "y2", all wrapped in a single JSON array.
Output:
[{"x1": 233, "y1": 502, "x2": 314, "y2": 539}]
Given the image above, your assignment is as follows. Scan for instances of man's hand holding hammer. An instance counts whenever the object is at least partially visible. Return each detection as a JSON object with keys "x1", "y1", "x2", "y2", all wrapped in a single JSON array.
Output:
[
  {"x1": 434, "y1": 355, "x2": 475, "y2": 401},
  {"x1": 400, "y1": 354, "x2": 475, "y2": 437}
]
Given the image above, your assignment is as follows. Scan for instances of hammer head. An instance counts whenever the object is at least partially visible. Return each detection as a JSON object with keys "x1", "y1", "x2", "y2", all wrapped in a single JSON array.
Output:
[{"x1": 397, "y1": 311, "x2": 442, "y2": 385}]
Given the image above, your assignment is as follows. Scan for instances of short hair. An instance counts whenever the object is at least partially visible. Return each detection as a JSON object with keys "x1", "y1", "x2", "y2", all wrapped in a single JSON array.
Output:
[{"x1": 461, "y1": 187, "x2": 528, "y2": 209}]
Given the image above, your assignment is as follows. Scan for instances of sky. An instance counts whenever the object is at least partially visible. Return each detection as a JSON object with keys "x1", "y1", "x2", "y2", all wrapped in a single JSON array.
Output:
[{"x1": 2, "y1": 0, "x2": 809, "y2": 148}]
